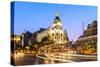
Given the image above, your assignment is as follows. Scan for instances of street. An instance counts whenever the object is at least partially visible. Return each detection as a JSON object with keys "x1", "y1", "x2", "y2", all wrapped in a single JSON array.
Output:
[{"x1": 13, "y1": 52, "x2": 97, "y2": 66}]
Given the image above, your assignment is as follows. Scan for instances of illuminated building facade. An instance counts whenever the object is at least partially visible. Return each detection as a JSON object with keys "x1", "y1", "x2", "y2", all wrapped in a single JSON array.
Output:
[
  {"x1": 37, "y1": 12, "x2": 69, "y2": 44},
  {"x1": 76, "y1": 20, "x2": 97, "y2": 54},
  {"x1": 11, "y1": 34, "x2": 22, "y2": 52}
]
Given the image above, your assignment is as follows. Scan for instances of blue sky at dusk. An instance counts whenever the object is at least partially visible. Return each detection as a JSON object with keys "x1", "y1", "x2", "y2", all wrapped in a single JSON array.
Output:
[{"x1": 13, "y1": 1, "x2": 97, "y2": 41}]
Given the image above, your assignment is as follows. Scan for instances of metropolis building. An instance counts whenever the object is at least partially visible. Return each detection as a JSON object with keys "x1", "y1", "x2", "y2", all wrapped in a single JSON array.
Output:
[{"x1": 37, "y1": 12, "x2": 69, "y2": 44}]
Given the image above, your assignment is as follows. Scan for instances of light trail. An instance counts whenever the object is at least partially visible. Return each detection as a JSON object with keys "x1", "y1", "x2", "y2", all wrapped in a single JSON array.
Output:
[{"x1": 36, "y1": 55, "x2": 75, "y2": 63}]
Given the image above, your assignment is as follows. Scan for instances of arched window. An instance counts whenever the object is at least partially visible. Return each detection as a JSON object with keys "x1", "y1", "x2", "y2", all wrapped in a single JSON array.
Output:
[
  {"x1": 52, "y1": 33, "x2": 54, "y2": 36},
  {"x1": 56, "y1": 33, "x2": 58, "y2": 36},
  {"x1": 61, "y1": 33, "x2": 62, "y2": 36}
]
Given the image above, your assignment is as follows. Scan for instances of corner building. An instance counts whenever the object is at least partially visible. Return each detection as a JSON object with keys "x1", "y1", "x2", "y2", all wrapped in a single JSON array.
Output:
[{"x1": 37, "y1": 12, "x2": 69, "y2": 44}]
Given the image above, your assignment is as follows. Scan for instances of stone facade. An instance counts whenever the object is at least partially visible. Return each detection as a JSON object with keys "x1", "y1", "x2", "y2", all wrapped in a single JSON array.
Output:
[
  {"x1": 37, "y1": 12, "x2": 69, "y2": 44},
  {"x1": 76, "y1": 20, "x2": 97, "y2": 54}
]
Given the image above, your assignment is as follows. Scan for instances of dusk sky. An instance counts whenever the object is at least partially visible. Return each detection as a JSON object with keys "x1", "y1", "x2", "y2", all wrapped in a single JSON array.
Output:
[{"x1": 13, "y1": 1, "x2": 97, "y2": 41}]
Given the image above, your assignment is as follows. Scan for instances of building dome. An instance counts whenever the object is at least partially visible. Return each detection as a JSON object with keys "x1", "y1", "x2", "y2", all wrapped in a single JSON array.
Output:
[{"x1": 52, "y1": 11, "x2": 62, "y2": 29}]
